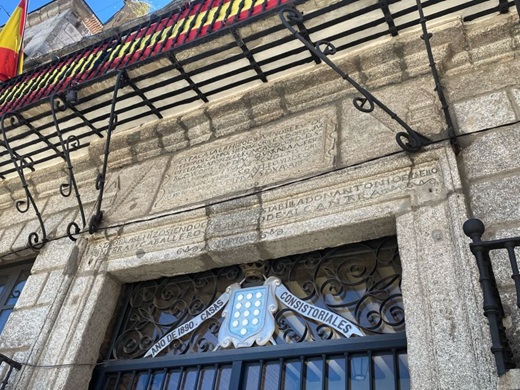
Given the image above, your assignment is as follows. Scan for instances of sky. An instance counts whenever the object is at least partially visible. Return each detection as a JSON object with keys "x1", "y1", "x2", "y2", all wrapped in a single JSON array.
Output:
[{"x1": 0, "y1": 0, "x2": 173, "y2": 26}]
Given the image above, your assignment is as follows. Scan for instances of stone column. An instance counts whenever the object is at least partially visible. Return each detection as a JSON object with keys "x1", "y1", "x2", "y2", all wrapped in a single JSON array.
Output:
[
  {"x1": 0, "y1": 238, "x2": 121, "y2": 389},
  {"x1": 396, "y1": 164, "x2": 496, "y2": 389}
]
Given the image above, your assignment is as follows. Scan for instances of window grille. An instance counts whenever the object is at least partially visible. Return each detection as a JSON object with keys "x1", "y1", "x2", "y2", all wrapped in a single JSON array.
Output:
[{"x1": 92, "y1": 237, "x2": 408, "y2": 389}]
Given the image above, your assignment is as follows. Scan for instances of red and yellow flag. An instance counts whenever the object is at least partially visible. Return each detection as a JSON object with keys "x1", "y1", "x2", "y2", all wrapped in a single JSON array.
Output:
[{"x1": 0, "y1": 0, "x2": 28, "y2": 82}]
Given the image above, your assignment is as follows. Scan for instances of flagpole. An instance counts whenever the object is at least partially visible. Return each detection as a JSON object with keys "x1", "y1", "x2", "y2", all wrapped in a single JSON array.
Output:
[{"x1": 17, "y1": 0, "x2": 28, "y2": 75}]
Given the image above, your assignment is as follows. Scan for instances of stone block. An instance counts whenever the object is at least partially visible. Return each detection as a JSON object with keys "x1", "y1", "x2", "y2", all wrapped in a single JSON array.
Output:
[
  {"x1": 511, "y1": 88, "x2": 520, "y2": 113},
  {"x1": 206, "y1": 96, "x2": 253, "y2": 138},
  {"x1": 465, "y1": 14, "x2": 516, "y2": 66},
  {"x1": 0, "y1": 306, "x2": 50, "y2": 349},
  {"x1": 461, "y1": 124, "x2": 520, "y2": 181},
  {"x1": 339, "y1": 76, "x2": 444, "y2": 167},
  {"x1": 0, "y1": 224, "x2": 24, "y2": 259},
  {"x1": 281, "y1": 65, "x2": 351, "y2": 113},
  {"x1": 102, "y1": 155, "x2": 170, "y2": 225},
  {"x1": 155, "y1": 116, "x2": 188, "y2": 153},
  {"x1": 245, "y1": 85, "x2": 285, "y2": 126},
  {"x1": 469, "y1": 175, "x2": 520, "y2": 226},
  {"x1": 32, "y1": 239, "x2": 77, "y2": 273},
  {"x1": 15, "y1": 273, "x2": 47, "y2": 309},
  {"x1": 499, "y1": 368, "x2": 520, "y2": 389},
  {"x1": 152, "y1": 107, "x2": 337, "y2": 213},
  {"x1": 180, "y1": 109, "x2": 213, "y2": 145},
  {"x1": 446, "y1": 61, "x2": 520, "y2": 102},
  {"x1": 454, "y1": 91, "x2": 516, "y2": 134},
  {"x1": 38, "y1": 270, "x2": 67, "y2": 306}
]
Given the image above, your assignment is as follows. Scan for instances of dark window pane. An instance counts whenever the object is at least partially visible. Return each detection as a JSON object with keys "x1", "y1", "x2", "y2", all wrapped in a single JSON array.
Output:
[
  {"x1": 263, "y1": 360, "x2": 281, "y2": 389},
  {"x1": 327, "y1": 356, "x2": 346, "y2": 389},
  {"x1": 282, "y1": 359, "x2": 302, "y2": 390},
  {"x1": 134, "y1": 372, "x2": 151, "y2": 389},
  {"x1": 216, "y1": 365, "x2": 231, "y2": 389},
  {"x1": 7, "y1": 271, "x2": 29, "y2": 306},
  {"x1": 181, "y1": 367, "x2": 198, "y2": 390},
  {"x1": 350, "y1": 355, "x2": 369, "y2": 390},
  {"x1": 398, "y1": 354, "x2": 410, "y2": 390},
  {"x1": 0, "y1": 275, "x2": 10, "y2": 299},
  {"x1": 0, "y1": 309, "x2": 13, "y2": 334},
  {"x1": 304, "y1": 356, "x2": 323, "y2": 389},
  {"x1": 374, "y1": 354, "x2": 394, "y2": 389},
  {"x1": 244, "y1": 361, "x2": 261, "y2": 389},
  {"x1": 150, "y1": 371, "x2": 166, "y2": 390},
  {"x1": 199, "y1": 366, "x2": 217, "y2": 390},
  {"x1": 164, "y1": 369, "x2": 182, "y2": 389}
]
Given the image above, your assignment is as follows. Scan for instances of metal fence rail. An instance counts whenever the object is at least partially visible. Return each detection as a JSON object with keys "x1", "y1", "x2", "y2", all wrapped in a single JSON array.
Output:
[{"x1": 463, "y1": 218, "x2": 519, "y2": 375}]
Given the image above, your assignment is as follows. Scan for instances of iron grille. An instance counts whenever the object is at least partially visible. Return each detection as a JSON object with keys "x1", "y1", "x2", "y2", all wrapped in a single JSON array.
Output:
[{"x1": 92, "y1": 237, "x2": 408, "y2": 389}]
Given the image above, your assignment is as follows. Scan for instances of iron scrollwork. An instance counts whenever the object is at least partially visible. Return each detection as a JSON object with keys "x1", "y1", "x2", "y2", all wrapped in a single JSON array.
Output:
[
  {"x1": 50, "y1": 93, "x2": 86, "y2": 241},
  {"x1": 89, "y1": 70, "x2": 126, "y2": 234},
  {"x1": 0, "y1": 113, "x2": 47, "y2": 249},
  {"x1": 107, "y1": 237, "x2": 404, "y2": 360},
  {"x1": 279, "y1": 7, "x2": 430, "y2": 153}
]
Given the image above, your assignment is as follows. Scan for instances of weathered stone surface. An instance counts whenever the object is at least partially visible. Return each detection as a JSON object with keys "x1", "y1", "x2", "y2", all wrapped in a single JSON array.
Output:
[
  {"x1": 260, "y1": 162, "x2": 442, "y2": 230},
  {"x1": 469, "y1": 174, "x2": 520, "y2": 226},
  {"x1": 155, "y1": 116, "x2": 189, "y2": 153},
  {"x1": 446, "y1": 60, "x2": 520, "y2": 102},
  {"x1": 180, "y1": 109, "x2": 213, "y2": 146},
  {"x1": 102, "y1": 156, "x2": 170, "y2": 225},
  {"x1": 397, "y1": 198, "x2": 496, "y2": 390},
  {"x1": 32, "y1": 239, "x2": 78, "y2": 273},
  {"x1": 461, "y1": 124, "x2": 520, "y2": 181},
  {"x1": 340, "y1": 77, "x2": 444, "y2": 166},
  {"x1": 15, "y1": 273, "x2": 47, "y2": 309},
  {"x1": 152, "y1": 107, "x2": 337, "y2": 213},
  {"x1": 499, "y1": 369, "x2": 520, "y2": 390},
  {"x1": 454, "y1": 91, "x2": 516, "y2": 134},
  {"x1": 0, "y1": 306, "x2": 50, "y2": 349},
  {"x1": 206, "y1": 96, "x2": 253, "y2": 138},
  {"x1": 244, "y1": 86, "x2": 285, "y2": 127}
]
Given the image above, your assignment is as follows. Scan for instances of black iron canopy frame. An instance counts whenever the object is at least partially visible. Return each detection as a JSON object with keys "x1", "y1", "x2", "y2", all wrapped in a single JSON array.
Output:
[
  {"x1": 0, "y1": 0, "x2": 515, "y2": 251},
  {"x1": 463, "y1": 218, "x2": 519, "y2": 376}
]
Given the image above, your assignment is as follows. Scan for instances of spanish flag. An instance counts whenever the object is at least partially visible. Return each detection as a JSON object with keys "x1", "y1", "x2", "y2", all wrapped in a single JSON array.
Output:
[{"x1": 0, "y1": 0, "x2": 28, "y2": 82}]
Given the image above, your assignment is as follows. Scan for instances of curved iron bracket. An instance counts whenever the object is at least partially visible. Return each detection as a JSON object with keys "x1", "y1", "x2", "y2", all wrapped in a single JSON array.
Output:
[
  {"x1": 50, "y1": 93, "x2": 87, "y2": 241},
  {"x1": 0, "y1": 112, "x2": 47, "y2": 249},
  {"x1": 279, "y1": 7, "x2": 430, "y2": 153},
  {"x1": 89, "y1": 70, "x2": 126, "y2": 234},
  {"x1": 416, "y1": 0, "x2": 460, "y2": 155}
]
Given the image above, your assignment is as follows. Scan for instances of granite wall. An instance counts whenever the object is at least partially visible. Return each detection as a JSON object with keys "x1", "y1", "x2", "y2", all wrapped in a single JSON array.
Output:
[{"x1": 0, "y1": 9, "x2": 518, "y2": 390}]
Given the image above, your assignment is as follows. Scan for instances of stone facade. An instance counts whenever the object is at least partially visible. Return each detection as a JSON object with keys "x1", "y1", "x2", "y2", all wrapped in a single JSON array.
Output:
[
  {"x1": 23, "y1": 0, "x2": 102, "y2": 63},
  {"x1": 0, "y1": 5, "x2": 518, "y2": 390}
]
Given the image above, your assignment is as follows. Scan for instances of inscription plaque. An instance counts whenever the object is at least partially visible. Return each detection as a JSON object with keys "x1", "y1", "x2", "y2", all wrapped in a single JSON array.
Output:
[
  {"x1": 260, "y1": 163, "x2": 442, "y2": 227},
  {"x1": 153, "y1": 109, "x2": 336, "y2": 212},
  {"x1": 87, "y1": 219, "x2": 207, "y2": 262}
]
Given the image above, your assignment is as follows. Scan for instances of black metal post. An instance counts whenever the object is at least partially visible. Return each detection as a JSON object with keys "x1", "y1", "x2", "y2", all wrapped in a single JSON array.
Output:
[
  {"x1": 89, "y1": 71, "x2": 126, "y2": 234},
  {"x1": 50, "y1": 93, "x2": 87, "y2": 241},
  {"x1": 0, "y1": 349, "x2": 22, "y2": 389},
  {"x1": 279, "y1": 7, "x2": 430, "y2": 153},
  {"x1": 0, "y1": 113, "x2": 47, "y2": 249},
  {"x1": 463, "y1": 218, "x2": 516, "y2": 375},
  {"x1": 416, "y1": 0, "x2": 460, "y2": 155}
]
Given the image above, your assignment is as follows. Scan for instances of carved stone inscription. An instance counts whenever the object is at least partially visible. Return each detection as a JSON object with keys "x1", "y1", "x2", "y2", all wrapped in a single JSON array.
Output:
[
  {"x1": 260, "y1": 163, "x2": 442, "y2": 227},
  {"x1": 87, "y1": 219, "x2": 207, "y2": 261},
  {"x1": 153, "y1": 108, "x2": 336, "y2": 212}
]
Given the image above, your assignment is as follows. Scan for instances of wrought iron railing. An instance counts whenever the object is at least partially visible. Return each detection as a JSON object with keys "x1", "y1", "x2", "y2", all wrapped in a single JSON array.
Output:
[
  {"x1": 463, "y1": 218, "x2": 519, "y2": 375},
  {"x1": 0, "y1": 354, "x2": 21, "y2": 390}
]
